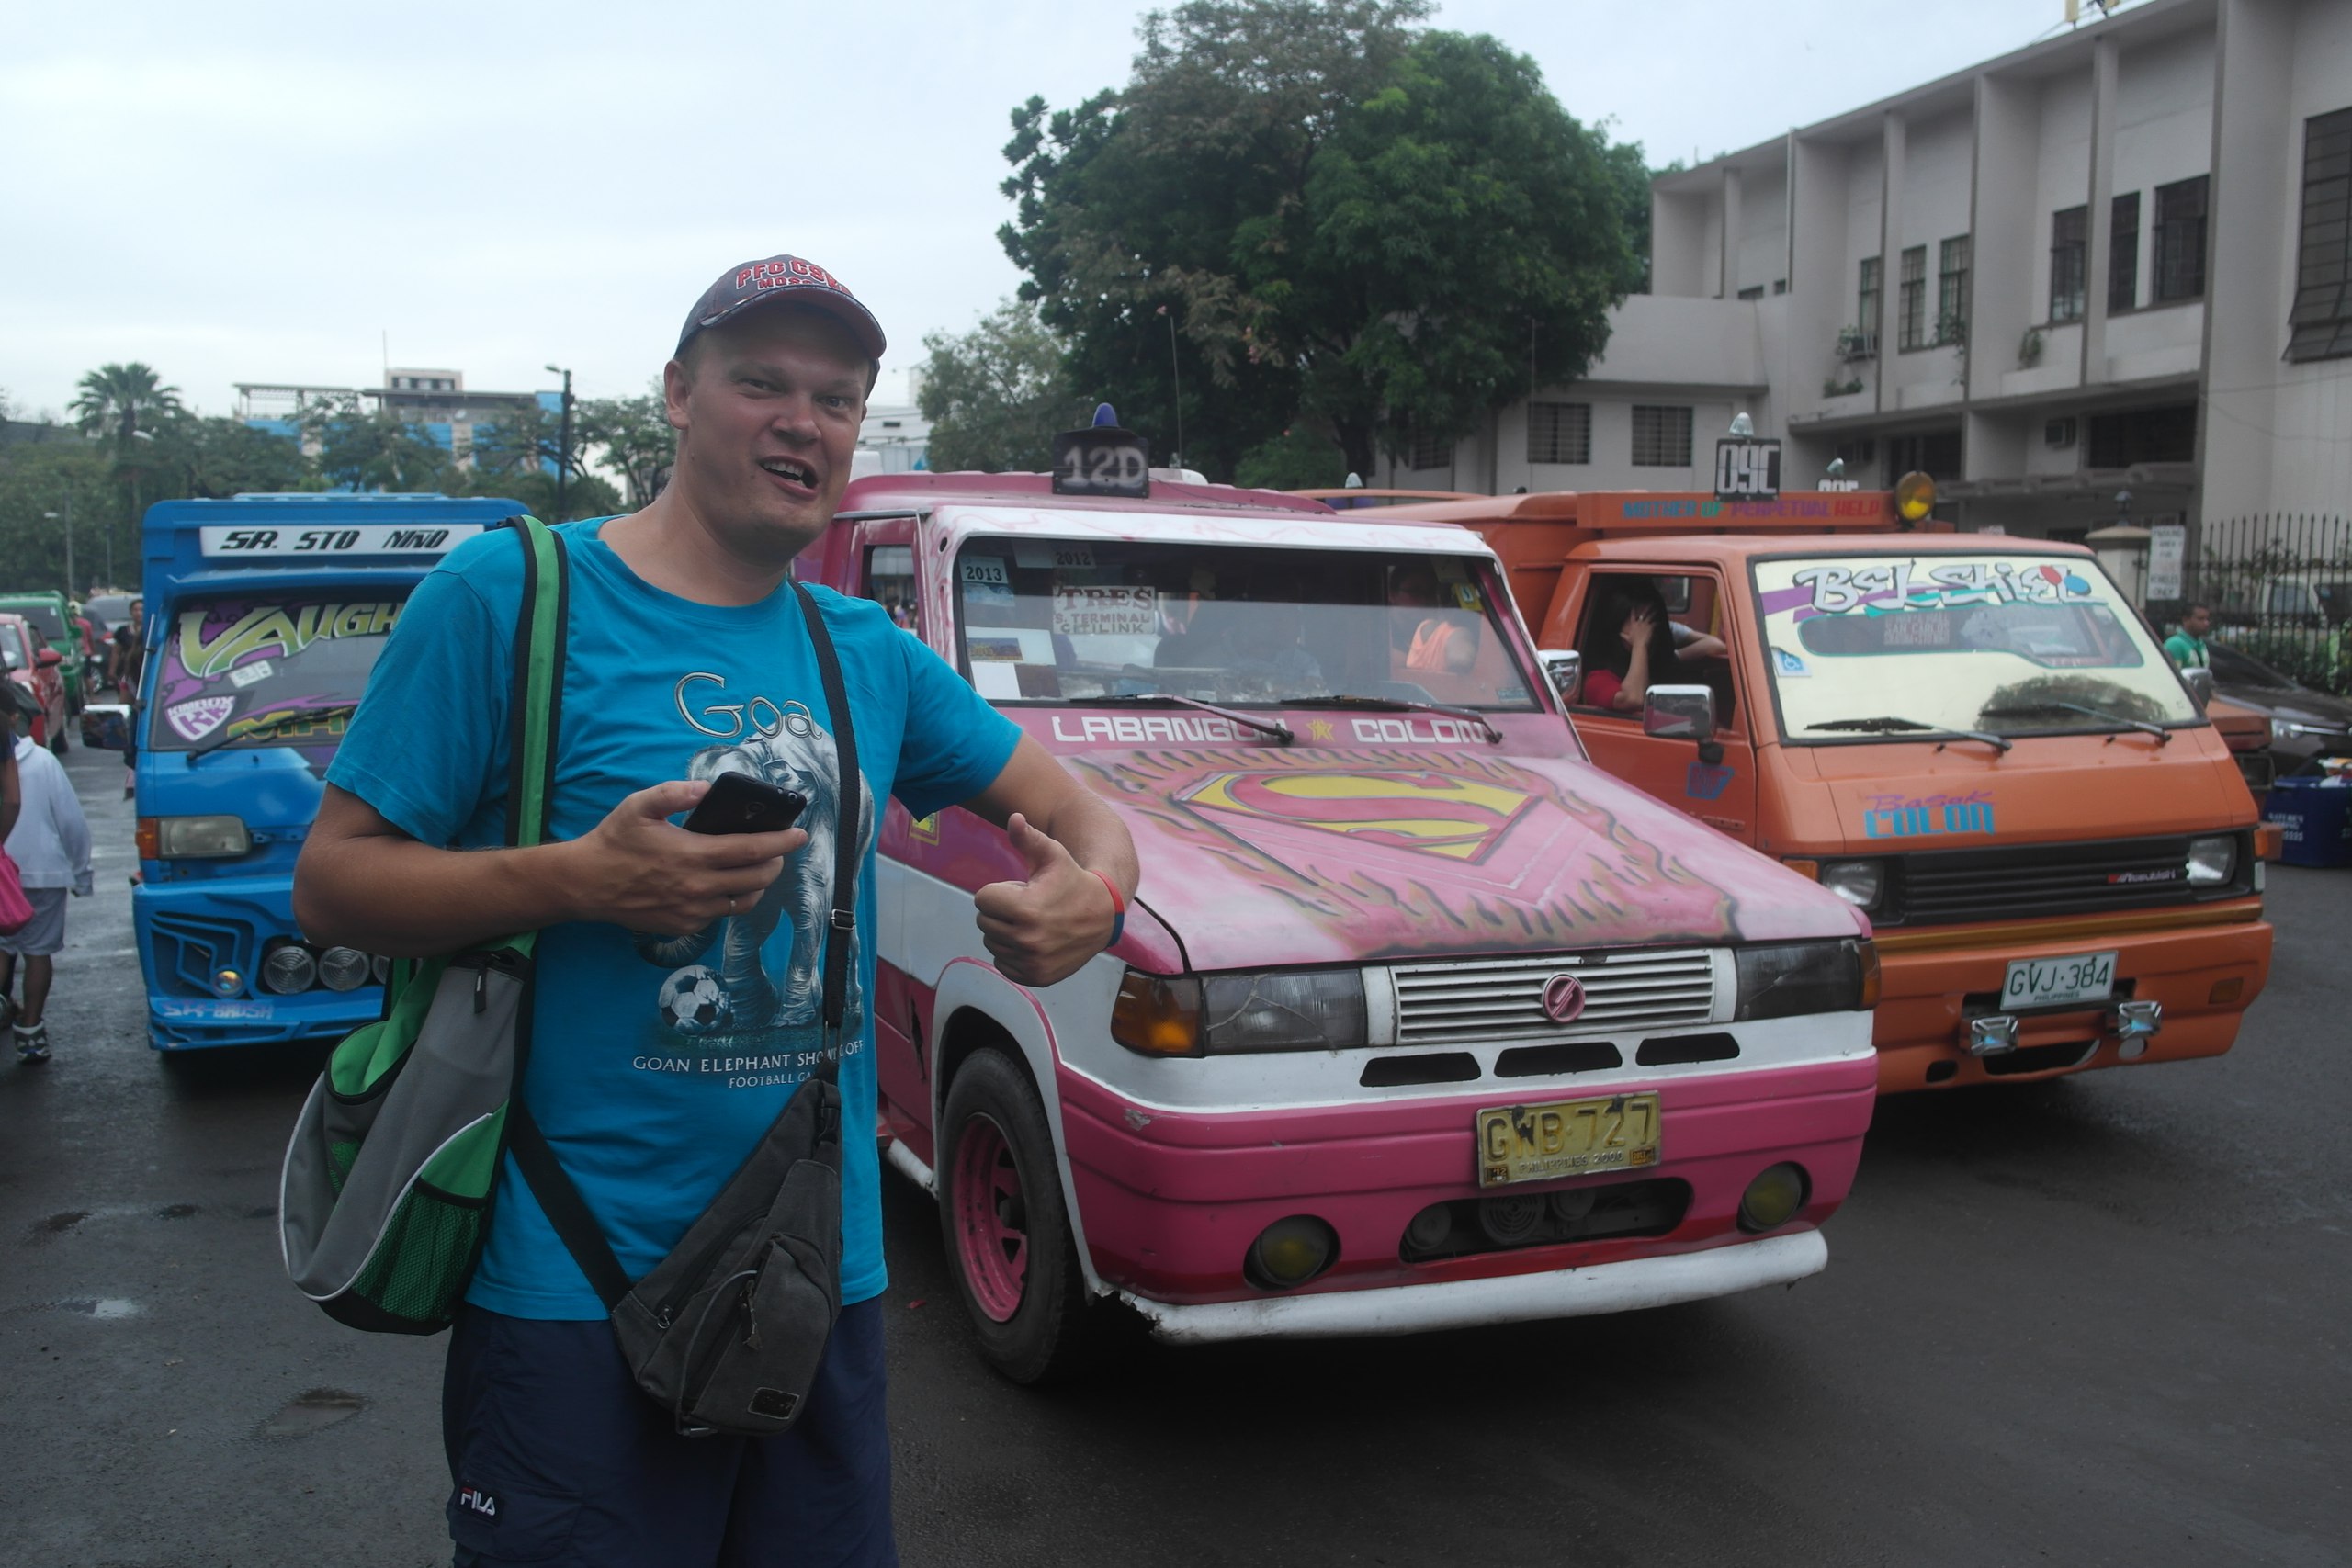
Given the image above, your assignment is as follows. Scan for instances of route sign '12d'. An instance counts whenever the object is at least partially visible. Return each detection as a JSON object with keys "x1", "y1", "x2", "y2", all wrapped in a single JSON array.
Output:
[
  {"x1": 1051, "y1": 425, "x2": 1152, "y2": 500},
  {"x1": 1714, "y1": 438, "x2": 1781, "y2": 502}
]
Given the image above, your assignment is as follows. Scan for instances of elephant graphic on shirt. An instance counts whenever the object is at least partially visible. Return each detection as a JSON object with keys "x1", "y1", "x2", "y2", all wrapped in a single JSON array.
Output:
[{"x1": 633, "y1": 714, "x2": 874, "y2": 1034}]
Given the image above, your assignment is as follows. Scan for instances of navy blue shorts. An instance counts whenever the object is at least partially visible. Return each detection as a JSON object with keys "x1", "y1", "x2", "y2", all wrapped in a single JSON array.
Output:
[{"x1": 442, "y1": 1298, "x2": 898, "y2": 1568}]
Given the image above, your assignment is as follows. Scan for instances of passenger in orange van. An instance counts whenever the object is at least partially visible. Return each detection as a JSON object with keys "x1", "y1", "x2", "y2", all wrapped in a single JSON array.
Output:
[{"x1": 1579, "y1": 578, "x2": 1690, "y2": 711}]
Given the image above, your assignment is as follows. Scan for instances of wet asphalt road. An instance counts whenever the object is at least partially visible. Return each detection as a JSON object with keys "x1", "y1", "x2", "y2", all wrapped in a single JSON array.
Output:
[{"x1": 3, "y1": 743, "x2": 2346, "y2": 1568}]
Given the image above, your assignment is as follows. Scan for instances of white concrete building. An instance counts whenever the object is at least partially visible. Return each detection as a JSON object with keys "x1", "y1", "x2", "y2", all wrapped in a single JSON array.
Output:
[{"x1": 1382, "y1": 0, "x2": 2352, "y2": 542}]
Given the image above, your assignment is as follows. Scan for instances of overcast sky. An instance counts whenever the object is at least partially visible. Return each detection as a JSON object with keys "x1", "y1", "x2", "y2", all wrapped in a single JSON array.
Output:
[{"x1": 3, "y1": 0, "x2": 2090, "y2": 421}]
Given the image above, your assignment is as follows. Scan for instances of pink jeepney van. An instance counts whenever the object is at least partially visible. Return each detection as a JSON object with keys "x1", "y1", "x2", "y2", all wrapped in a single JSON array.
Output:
[{"x1": 804, "y1": 460, "x2": 1881, "y2": 1381}]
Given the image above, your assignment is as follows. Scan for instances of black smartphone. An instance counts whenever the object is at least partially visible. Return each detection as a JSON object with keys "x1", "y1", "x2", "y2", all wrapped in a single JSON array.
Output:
[{"x1": 682, "y1": 774, "x2": 809, "y2": 836}]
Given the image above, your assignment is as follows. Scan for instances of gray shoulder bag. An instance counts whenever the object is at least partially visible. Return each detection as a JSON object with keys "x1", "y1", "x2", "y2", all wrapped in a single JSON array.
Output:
[{"x1": 505, "y1": 578, "x2": 858, "y2": 1438}]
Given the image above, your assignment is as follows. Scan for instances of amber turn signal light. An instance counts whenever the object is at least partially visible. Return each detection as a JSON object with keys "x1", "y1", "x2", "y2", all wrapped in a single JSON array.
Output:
[
  {"x1": 135, "y1": 818, "x2": 160, "y2": 861},
  {"x1": 1894, "y1": 469, "x2": 1937, "y2": 522},
  {"x1": 1857, "y1": 940, "x2": 1882, "y2": 1011},
  {"x1": 1111, "y1": 971, "x2": 1203, "y2": 1057}
]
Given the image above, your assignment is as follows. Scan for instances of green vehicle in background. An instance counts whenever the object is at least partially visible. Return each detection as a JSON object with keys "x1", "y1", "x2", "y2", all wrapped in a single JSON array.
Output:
[{"x1": 0, "y1": 592, "x2": 86, "y2": 713}]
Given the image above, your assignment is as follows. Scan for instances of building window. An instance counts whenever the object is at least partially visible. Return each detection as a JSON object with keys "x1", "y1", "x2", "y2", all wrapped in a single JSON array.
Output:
[
  {"x1": 1772, "y1": 278, "x2": 1788, "y2": 296},
  {"x1": 1527, "y1": 401, "x2": 1592, "y2": 466},
  {"x1": 1833, "y1": 437, "x2": 1877, "y2": 483},
  {"x1": 1885, "y1": 428, "x2": 1962, "y2": 480},
  {"x1": 2109, "y1": 192, "x2": 2141, "y2": 314},
  {"x1": 1856, "y1": 255, "x2": 1881, "y2": 345},
  {"x1": 2154, "y1": 175, "x2": 2209, "y2": 302},
  {"x1": 1630, "y1": 405, "x2": 1693, "y2": 467},
  {"x1": 2288, "y1": 107, "x2": 2352, "y2": 363},
  {"x1": 1937, "y1": 235, "x2": 1971, "y2": 344},
  {"x1": 1897, "y1": 245, "x2": 1928, "y2": 350},
  {"x1": 1407, "y1": 425, "x2": 1451, "y2": 471},
  {"x1": 2086, "y1": 404, "x2": 2197, "y2": 468},
  {"x1": 1737, "y1": 286, "x2": 1765, "y2": 301},
  {"x1": 2050, "y1": 207, "x2": 2087, "y2": 322}
]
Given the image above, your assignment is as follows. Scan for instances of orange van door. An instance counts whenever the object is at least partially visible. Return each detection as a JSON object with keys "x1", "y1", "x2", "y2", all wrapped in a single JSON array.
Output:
[{"x1": 1564, "y1": 568, "x2": 1759, "y2": 842}]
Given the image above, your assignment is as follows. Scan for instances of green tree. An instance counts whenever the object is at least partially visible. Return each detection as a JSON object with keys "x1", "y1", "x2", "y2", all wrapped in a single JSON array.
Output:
[
  {"x1": 918, "y1": 299, "x2": 1080, "y2": 473},
  {"x1": 578, "y1": 389, "x2": 674, "y2": 507},
  {"x1": 472, "y1": 468, "x2": 624, "y2": 523},
  {"x1": 999, "y1": 2, "x2": 1637, "y2": 479},
  {"x1": 1233, "y1": 422, "x2": 1351, "y2": 489},
  {"x1": 0, "y1": 444, "x2": 118, "y2": 595},
  {"x1": 71, "y1": 361, "x2": 187, "y2": 529},
  {"x1": 149, "y1": 415, "x2": 315, "y2": 500},
  {"x1": 299, "y1": 396, "x2": 458, "y2": 493}
]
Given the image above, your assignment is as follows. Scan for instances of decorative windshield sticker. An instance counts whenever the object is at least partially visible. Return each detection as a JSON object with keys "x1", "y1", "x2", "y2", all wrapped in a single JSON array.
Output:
[
  {"x1": 1052, "y1": 586, "x2": 1156, "y2": 638},
  {"x1": 1762, "y1": 560, "x2": 2098, "y2": 619},
  {"x1": 166, "y1": 697, "x2": 235, "y2": 742},
  {"x1": 150, "y1": 598, "x2": 404, "y2": 758}
]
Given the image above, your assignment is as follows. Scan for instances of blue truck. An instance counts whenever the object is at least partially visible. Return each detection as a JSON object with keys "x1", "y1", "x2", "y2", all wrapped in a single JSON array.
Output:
[{"x1": 130, "y1": 493, "x2": 523, "y2": 1053}]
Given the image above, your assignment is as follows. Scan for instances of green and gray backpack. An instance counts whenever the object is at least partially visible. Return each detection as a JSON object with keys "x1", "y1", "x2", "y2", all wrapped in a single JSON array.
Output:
[{"x1": 278, "y1": 514, "x2": 565, "y2": 1334}]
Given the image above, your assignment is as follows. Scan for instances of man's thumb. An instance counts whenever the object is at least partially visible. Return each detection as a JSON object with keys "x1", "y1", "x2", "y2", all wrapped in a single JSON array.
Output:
[
  {"x1": 1009, "y1": 813, "x2": 1067, "y2": 880},
  {"x1": 635, "y1": 779, "x2": 710, "y2": 821}
]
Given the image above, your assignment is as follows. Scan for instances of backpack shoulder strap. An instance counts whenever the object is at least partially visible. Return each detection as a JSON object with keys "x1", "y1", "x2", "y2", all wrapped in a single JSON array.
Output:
[
  {"x1": 789, "y1": 581, "x2": 859, "y2": 1042},
  {"x1": 503, "y1": 515, "x2": 567, "y2": 852}
]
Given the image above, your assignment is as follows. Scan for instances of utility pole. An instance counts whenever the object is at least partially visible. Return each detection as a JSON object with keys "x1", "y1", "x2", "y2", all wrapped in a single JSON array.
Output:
[{"x1": 545, "y1": 365, "x2": 574, "y2": 521}]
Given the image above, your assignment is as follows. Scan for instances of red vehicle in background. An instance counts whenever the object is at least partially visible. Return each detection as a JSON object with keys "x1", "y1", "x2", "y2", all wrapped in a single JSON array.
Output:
[{"x1": 0, "y1": 612, "x2": 70, "y2": 752}]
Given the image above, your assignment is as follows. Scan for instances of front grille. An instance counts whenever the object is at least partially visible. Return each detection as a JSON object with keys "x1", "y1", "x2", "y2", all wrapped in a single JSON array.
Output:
[
  {"x1": 1894, "y1": 836, "x2": 2219, "y2": 925},
  {"x1": 1390, "y1": 949, "x2": 1717, "y2": 1046},
  {"x1": 149, "y1": 911, "x2": 254, "y2": 997}
]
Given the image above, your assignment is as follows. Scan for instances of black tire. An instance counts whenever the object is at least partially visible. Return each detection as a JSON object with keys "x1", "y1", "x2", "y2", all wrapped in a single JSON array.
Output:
[{"x1": 936, "y1": 1048, "x2": 1108, "y2": 1384}]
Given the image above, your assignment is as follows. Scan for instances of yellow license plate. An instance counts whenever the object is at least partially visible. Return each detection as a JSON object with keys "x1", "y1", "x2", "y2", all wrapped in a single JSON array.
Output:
[{"x1": 1475, "y1": 1092, "x2": 1663, "y2": 1188}]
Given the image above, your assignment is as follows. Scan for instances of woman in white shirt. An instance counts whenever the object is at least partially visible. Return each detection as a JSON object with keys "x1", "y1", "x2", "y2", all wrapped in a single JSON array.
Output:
[{"x1": 3, "y1": 708, "x2": 93, "y2": 1064}]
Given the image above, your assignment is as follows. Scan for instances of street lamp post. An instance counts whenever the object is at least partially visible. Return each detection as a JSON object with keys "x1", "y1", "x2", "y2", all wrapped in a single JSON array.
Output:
[
  {"x1": 41, "y1": 501, "x2": 72, "y2": 603},
  {"x1": 545, "y1": 365, "x2": 574, "y2": 522}
]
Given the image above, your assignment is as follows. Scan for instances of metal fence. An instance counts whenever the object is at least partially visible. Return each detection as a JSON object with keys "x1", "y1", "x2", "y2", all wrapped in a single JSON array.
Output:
[{"x1": 2171, "y1": 513, "x2": 2352, "y2": 694}]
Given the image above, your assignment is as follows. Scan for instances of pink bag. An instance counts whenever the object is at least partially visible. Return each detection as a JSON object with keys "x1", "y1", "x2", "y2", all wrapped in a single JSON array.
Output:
[{"x1": 0, "y1": 849, "x2": 35, "y2": 935}]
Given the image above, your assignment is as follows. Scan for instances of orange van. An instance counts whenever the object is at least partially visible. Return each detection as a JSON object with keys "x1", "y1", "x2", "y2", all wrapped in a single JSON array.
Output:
[{"x1": 1373, "y1": 486, "x2": 2274, "y2": 1093}]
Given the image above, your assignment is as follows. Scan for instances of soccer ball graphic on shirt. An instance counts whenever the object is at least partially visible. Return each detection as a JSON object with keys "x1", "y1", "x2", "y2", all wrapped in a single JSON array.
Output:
[{"x1": 657, "y1": 964, "x2": 735, "y2": 1036}]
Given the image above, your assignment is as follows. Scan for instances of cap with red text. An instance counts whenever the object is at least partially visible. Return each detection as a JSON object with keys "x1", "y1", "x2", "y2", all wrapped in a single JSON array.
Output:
[{"x1": 675, "y1": 255, "x2": 887, "y2": 361}]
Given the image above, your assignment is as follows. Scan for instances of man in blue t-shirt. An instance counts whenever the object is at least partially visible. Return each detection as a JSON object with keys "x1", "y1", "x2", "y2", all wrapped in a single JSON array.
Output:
[{"x1": 294, "y1": 255, "x2": 1136, "y2": 1568}]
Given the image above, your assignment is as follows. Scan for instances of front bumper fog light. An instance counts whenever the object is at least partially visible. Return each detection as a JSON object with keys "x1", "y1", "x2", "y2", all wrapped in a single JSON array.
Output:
[
  {"x1": 209, "y1": 967, "x2": 244, "y2": 998},
  {"x1": 1968, "y1": 1014, "x2": 2019, "y2": 1056},
  {"x1": 1476, "y1": 1192, "x2": 1545, "y2": 1247},
  {"x1": 262, "y1": 944, "x2": 316, "y2": 996},
  {"x1": 2112, "y1": 998, "x2": 2162, "y2": 1058},
  {"x1": 1737, "y1": 1163, "x2": 1809, "y2": 1233},
  {"x1": 316, "y1": 947, "x2": 372, "y2": 992},
  {"x1": 1244, "y1": 1215, "x2": 1339, "y2": 1291}
]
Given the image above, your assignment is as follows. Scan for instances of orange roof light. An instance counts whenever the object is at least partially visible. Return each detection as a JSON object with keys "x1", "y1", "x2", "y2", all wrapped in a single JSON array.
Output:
[{"x1": 1894, "y1": 470, "x2": 1937, "y2": 523}]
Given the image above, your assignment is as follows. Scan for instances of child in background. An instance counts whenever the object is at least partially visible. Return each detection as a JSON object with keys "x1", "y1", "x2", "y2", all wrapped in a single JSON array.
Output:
[{"x1": 2, "y1": 703, "x2": 94, "y2": 1064}]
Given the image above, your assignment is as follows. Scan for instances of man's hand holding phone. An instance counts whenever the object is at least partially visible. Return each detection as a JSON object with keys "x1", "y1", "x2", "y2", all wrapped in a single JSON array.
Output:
[{"x1": 561, "y1": 777, "x2": 808, "y2": 936}]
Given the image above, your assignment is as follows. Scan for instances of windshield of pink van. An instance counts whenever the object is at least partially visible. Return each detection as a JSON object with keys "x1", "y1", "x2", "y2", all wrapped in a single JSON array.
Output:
[
  {"x1": 950, "y1": 538, "x2": 1539, "y2": 709},
  {"x1": 148, "y1": 595, "x2": 407, "y2": 753},
  {"x1": 1755, "y1": 555, "x2": 2199, "y2": 741}
]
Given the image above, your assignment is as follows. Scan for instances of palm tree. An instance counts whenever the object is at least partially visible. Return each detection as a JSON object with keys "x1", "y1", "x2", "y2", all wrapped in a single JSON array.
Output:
[{"x1": 71, "y1": 362, "x2": 184, "y2": 527}]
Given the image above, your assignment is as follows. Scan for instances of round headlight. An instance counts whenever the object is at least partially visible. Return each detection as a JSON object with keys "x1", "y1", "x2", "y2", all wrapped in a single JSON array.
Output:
[
  {"x1": 1819, "y1": 860, "x2": 1883, "y2": 910},
  {"x1": 371, "y1": 955, "x2": 391, "y2": 987},
  {"x1": 1244, "y1": 1215, "x2": 1339, "y2": 1290},
  {"x1": 262, "y1": 944, "x2": 316, "y2": 996},
  {"x1": 1738, "y1": 1163, "x2": 1810, "y2": 1233},
  {"x1": 316, "y1": 947, "x2": 372, "y2": 992}
]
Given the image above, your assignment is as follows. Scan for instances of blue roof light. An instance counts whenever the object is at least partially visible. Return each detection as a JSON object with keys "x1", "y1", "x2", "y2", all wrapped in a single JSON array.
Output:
[{"x1": 1092, "y1": 402, "x2": 1118, "y2": 428}]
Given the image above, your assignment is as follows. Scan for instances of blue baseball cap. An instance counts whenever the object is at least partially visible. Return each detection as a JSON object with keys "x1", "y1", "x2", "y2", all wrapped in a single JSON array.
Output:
[{"x1": 675, "y1": 255, "x2": 887, "y2": 361}]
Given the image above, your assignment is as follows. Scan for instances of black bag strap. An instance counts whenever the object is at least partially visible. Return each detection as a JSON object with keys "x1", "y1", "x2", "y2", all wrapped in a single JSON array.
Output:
[
  {"x1": 510, "y1": 571, "x2": 863, "y2": 1313},
  {"x1": 790, "y1": 579, "x2": 861, "y2": 1041}
]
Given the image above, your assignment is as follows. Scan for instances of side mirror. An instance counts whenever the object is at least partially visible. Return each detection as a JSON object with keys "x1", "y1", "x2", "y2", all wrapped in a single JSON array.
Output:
[
  {"x1": 1643, "y1": 684, "x2": 1718, "y2": 741},
  {"x1": 2180, "y1": 666, "x2": 2214, "y2": 714},
  {"x1": 35, "y1": 648, "x2": 62, "y2": 669},
  {"x1": 1537, "y1": 649, "x2": 1583, "y2": 704}
]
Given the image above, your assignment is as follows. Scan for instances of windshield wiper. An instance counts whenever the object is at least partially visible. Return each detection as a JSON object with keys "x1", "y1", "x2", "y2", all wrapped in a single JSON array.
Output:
[
  {"x1": 1323, "y1": 693, "x2": 1503, "y2": 743},
  {"x1": 1088, "y1": 692, "x2": 1294, "y2": 745},
  {"x1": 1806, "y1": 716, "x2": 2011, "y2": 753},
  {"x1": 189, "y1": 702, "x2": 360, "y2": 760},
  {"x1": 1978, "y1": 701, "x2": 2171, "y2": 744}
]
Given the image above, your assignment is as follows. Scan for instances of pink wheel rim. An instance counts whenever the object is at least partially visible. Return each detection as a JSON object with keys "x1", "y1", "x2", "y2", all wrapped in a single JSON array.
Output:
[{"x1": 952, "y1": 1112, "x2": 1028, "y2": 1323}]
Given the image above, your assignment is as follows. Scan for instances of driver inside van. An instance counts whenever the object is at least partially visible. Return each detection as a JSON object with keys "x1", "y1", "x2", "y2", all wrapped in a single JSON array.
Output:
[{"x1": 1387, "y1": 561, "x2": 1481, "y2": 675}]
